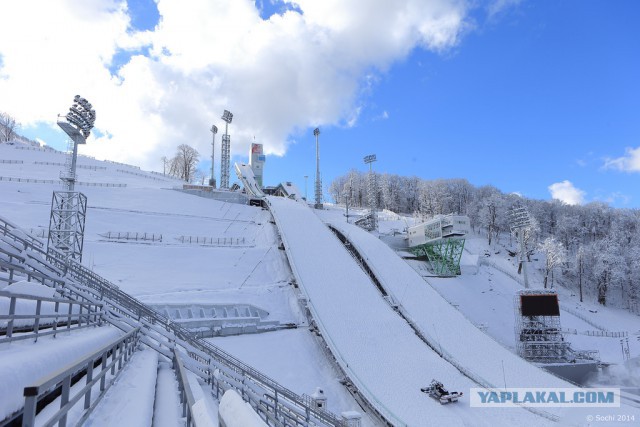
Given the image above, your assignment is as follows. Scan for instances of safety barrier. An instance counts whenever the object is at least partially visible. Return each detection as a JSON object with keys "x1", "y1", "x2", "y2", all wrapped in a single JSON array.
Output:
[
  {"x1": 99, "y1": 232, "x2": 162, "y2": 242},
  {"x1": 176, "y1": 236, "x2": 248, "y2": 246},
  {"x1": 33, "y1": 161, "x2": 106, "y2": 170},
  {"x1": 0, "y1": 214, "x2": 347, "y2": 427},
  {"x1": 21, "y1": 328, "x2": 140, "y2": 427},
  {"x1": 173, "y1": 349, "x2": 201, "y2": 427},
  {"x1": 0, "y1": 176, "x2": 126, "y2": 187},
  {"x1": 116, "y1": 169, "x2": 172, "y2": 182},
  {"x1": 583, "y1": 330, "x2": 627, "y2": 338},
  {"x1": 0, "y1": 290, "x2": 104, "y2": 343},
  {"x1": 0, "y1": 160, "x2": 23, "y2": 164}
]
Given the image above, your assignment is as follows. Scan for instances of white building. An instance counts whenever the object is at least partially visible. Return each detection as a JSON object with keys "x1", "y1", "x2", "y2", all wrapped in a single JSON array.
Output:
[
  {"x1": 407, "y1": 214, "x2": 470, "y2": 247},
  {"x1": 249, "y1": 143, "x2": 265, "y2": 188}
]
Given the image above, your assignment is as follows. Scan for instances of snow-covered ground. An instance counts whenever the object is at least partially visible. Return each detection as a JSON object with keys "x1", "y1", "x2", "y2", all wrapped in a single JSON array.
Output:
[{"x1": 2, "y1": 141, "x2": 640, "y2": 426}]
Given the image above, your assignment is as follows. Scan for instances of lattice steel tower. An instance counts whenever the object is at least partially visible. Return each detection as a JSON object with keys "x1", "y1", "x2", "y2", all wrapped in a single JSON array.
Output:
[
  {"x1": 314, "y1": 128, "x2": 323, "y2": 209},
  {"x1": 209, "y1": 125, "x2": 218, "y2": 188},
  {"x1": 509, "y1": 205, "x2": 533, "y2": 289},
  {"x1": 364, "y1": 154, "x2": 377, "y2": 230},
  {"x1": 48, "y1": 95, "x2": 95, "y2": 261},
  {"x1": 220, "y1": 110, "x2": 233, "y2": 190}
]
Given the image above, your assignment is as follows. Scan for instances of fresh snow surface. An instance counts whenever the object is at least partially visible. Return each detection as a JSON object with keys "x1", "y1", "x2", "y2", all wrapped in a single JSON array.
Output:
[
  {"x1": 0, "y1": 326, "x2": 122, "y2": 419},
  {"x1": 323, "y1": 216, "x2": 640, "y2": 424},
  {"x1": 83, "y1": 349, "x2": 159, "y2": 426},
  {"x1": 3, "y1": 142, "x2": 640, "y2": 426},
  {"x1": 219, "y1": 389, "x2": 266, "y2": 427},
  {"x1": 153, "y1": 361, "x2": 184, "y2": 427},
  {"x1": 268, "y1": 196, "x2": 551, "y2": 426}
]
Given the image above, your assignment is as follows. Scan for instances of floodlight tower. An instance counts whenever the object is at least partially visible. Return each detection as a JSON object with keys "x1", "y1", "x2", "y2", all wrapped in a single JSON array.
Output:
[
  {"x1": 509, "y1": 205, "x2": 532, "y2": 289},
  {"x1": 48, "y1": 95, "x2": 96, "y2": 262},
  {"x1": 314, "y1": 128, "x2": 323, "y2": 209},
  {"x1": 209, "y1": 125, "x2": 218, "y2": 188},
  {"x1": 364, "y1": 154, "x2": 377, "y2": 230},
  {"x1": 220, "y1": 110, "x2": 233, "y2": 189}
]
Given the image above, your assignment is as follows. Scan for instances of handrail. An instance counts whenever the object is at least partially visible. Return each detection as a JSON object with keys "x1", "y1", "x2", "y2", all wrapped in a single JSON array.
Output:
[
  {"x1": 0, "y1": 290, "x2": 103, "y2": 343},
  {"x1": 22, "y1": 328, "x2": 140, "y2": 427},
  {"x1": 173, "y1": 349, "x2": 200, "y2": 427},
  {"x1": 0, "y1": 215, "x2": 346, "y2": 427}
]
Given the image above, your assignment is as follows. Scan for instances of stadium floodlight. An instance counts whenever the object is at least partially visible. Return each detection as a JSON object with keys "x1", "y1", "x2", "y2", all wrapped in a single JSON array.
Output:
[
  {"x1": 222, "y1": 110, "x2": 233, "y2": 124},
  {"x1": 363, "y1": 154, "x2": 377, "y2": 230},
  {"x1": 49, "y1": 94, "x2": 95, "y2": 262},
  {"x1": 508, "y1": 205, "x2": 533, "y2": 288},
  {"x1": 210, "y1": 125, "x2": 218, "y2": 188}
]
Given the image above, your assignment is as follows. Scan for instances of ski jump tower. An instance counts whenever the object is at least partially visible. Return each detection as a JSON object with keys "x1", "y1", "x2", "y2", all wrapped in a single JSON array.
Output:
[
  {"x1": 220, "y1": 110, "x2": 233, "y2": 190},
  {"x1": 47, "y1": 95, "x2": 96, "y2": 262},
  {"x1": 407, "y1": 215, "x2": 470, "y2": 276}
]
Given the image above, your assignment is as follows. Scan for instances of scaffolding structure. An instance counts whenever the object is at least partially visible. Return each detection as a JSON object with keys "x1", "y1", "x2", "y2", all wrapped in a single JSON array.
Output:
[
  {"x1": 220, "y1": 110, "x2": 233, "y2": 190},
  {"x1": 410, "y1": 238, "x2": 466, "y2": 276},
  {"x1": 514, "y1": 290, "x2": 569, "y2": 362},
  {"x1": 210, "y1": 125, "x2": 217, "y2": 188},
  {"x1": 47, "y1": 191, "x2": 87, "y2": 262}
]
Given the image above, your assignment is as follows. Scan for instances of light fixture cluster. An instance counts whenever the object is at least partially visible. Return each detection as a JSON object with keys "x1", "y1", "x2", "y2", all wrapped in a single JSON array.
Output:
[
  {"x1": 221, "y1": 110, "x2": 233, "y2": 124},
  {"x1": 66, "y1": 95, "x2": 96, "y2": 138}
]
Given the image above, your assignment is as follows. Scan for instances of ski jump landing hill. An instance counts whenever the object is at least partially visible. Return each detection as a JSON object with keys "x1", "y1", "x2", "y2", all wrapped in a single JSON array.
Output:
[{"x1": 268, "y1": 196, "x2": 565, "y2": 427}]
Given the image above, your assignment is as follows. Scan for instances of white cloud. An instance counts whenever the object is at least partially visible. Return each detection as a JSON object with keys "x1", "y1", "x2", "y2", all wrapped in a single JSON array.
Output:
[
  {"x1": 486, "y1": 0, "x2": 522, "y2": 20},
  {"x1": 603, "y1": 146, "x2": 640, "y2": 172},
  {"x1": 548, "y1": 180, "x2": 586, "y2": 205},
  {"x1": 0, "y1": 0, "x2": 470, "y2": 170}
]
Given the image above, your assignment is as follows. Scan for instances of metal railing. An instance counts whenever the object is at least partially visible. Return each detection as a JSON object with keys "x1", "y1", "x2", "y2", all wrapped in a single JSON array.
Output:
[
  {"x1": 173, "y1": 349, "x2": 200, "y2": 427},
  {"x1": 21, "y1": 327, "x2": 139, "y2": 427},
  {"x1": 99, "y1": 232, "x2": 162, "y2": 242},
  {"x1": 0, "y1": 290, "x2": 103, "y2": 343},
  {"x1": 0, "y1": 215, "x2": 346, "y2": 427}
]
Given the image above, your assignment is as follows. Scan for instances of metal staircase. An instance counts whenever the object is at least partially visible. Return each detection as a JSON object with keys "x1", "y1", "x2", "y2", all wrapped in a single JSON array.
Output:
[{"x1": 0, "y1": 215, "x2": 348, "y2": 427}]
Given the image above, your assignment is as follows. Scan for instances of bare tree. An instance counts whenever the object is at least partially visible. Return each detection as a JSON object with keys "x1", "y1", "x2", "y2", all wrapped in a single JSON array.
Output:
[
  {"x1": 0, "y1": 112, "x2": 19, "y2": 143},
  {"x1": 168, "y1": 144, "x2": 200, "y2": 182}
]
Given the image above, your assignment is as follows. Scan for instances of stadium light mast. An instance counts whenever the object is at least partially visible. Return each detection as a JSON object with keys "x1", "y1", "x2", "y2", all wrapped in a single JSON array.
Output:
[
  {"x1": 48, "y1": 95, "x2": 96, "y2": 262},
  {"x1": 220, "y1": 110, "x2": 233, "y2": 189},
  {"x1": 364, "y1": 154, "x2": 377, "y2": 230},
  {"x1": 314, "y1": 128, "x2": 323, "y2": 209},
  {"x1": 58, "y1": 95, "x2": 96, "y2": 191},
  {"x1": 210, "y1": 125, "x2": 218, "y2": 188},
  {"x1": 509, "y1": 205, "x2": 533, "y2": 289}
]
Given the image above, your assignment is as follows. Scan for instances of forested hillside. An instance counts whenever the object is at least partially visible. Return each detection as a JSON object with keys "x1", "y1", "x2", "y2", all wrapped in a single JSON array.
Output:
[{"x1": 330, "y1": 171, "x2": 640, "y2": 313}]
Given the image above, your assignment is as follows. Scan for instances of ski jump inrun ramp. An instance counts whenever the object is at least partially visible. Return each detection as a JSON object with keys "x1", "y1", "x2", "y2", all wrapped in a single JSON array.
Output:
[{"x1": 267, "y1": 196, "x2": 639, "y2": 426}]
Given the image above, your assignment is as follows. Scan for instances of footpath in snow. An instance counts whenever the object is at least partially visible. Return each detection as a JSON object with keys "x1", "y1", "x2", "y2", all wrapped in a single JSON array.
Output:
[{"x1": 268, "y1": 196, "x2": 547, "y2": 427}]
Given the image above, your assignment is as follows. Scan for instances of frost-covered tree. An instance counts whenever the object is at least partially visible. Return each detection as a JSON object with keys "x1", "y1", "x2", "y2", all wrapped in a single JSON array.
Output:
[
  {"x1": 539, "y1": 236, "x2": 567, "y2": 288},
  {"x1": 0, "y1": 112, "x2": 19, "y2": 143}
]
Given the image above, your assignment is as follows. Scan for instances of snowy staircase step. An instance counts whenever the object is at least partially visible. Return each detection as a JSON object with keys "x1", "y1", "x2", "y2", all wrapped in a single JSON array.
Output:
[{"x1": 82, "y1": 349, "x2": 159, "y2": 426}]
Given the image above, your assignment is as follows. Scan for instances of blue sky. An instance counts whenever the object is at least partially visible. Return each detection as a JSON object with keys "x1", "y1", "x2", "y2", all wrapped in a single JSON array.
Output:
[
  {"x1": 4, "y1": 0, "x2": 640, "y2": 208},
  {"x1": 265, "y1": 1, "x2": 640, "y2": 207}
]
